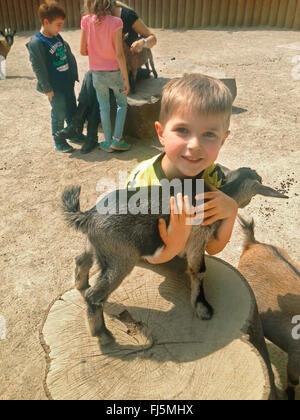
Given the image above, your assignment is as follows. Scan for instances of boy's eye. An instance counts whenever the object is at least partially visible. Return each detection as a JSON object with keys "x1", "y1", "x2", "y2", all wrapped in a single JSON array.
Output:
[
  {"x1": 204, "y1": 132, "x2": 216, "y2": 138},
  {"x1": 175, "y1": 127, "x2": 189, "y2": 134}
]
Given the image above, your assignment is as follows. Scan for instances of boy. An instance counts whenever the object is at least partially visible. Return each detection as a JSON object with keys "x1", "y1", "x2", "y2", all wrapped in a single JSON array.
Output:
[
  {"x1": 127, "y1": 74, "x2": 238, "y2": 264},
  {"x1": 55, "y1": 70, "x2": 100, "y2": 154},
  {"x1": 26, "y1": 1, "x2": 79, "y2": 153}
]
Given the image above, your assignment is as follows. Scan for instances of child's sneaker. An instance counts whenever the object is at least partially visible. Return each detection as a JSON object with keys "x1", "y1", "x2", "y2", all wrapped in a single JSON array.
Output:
[
  {"x1": 54, "y1": 140, "x2": 74, "y2": 153},
  {"x1": 110, "y1": 138, "x2": 131, "y2": 151},
  {"x1": 99, "y1": 141, "x2": 114, "y2": 153},
  {"x1": 69, "y1": 134, "x2": 87, "y2": 145}
]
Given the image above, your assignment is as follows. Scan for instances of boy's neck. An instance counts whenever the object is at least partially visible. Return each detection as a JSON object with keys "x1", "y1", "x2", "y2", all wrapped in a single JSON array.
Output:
[{"x1": 40, "y1": 27, "x2": 56, "y2": 38}]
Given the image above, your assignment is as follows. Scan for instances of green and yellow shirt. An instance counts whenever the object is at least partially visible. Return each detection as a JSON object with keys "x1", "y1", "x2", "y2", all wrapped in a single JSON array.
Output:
[{"x1": 127, "y1": 153, "x2": 226, "y2": 189}]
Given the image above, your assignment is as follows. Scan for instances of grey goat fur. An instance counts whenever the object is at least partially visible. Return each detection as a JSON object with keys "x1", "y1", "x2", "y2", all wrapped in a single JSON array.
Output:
[
  {"x1": 61, "y1": 167, "x2": 287, "y2": 345},
  {"x1": 238, "y1": 216, "x2": 300, "y2": 400}
]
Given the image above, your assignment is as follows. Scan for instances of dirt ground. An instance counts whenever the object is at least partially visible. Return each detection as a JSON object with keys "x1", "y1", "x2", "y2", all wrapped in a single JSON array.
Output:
[{"x1": 0, "y1": 27, "x2": 299, "y2": 400}]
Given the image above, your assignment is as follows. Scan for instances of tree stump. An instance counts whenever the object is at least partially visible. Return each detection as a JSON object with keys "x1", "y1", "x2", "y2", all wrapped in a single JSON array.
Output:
[
  {"x1": 41, "y1": 256, "x2": 275, "y2": 400},
  {"x1": 111, "y1": 77, "x2": 237, "y2": 140}
]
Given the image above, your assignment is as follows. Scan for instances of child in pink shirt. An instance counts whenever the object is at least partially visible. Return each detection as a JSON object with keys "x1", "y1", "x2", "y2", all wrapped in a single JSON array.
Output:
[{"x1": 81, "y1": 0, "x2": 130, "y2": 152}]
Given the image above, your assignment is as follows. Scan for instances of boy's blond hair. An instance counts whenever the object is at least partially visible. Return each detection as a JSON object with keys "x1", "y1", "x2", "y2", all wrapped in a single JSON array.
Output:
[{"x1": 160, "y1": 74, "x2": 233, "y2": 130}]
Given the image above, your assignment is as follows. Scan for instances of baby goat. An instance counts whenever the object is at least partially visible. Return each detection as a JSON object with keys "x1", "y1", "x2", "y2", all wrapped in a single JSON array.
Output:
[
  {"x1": 238, "y1": 216, "x2": 300, "y2": 400},
  {"x1": 62, "y1": 168, "x2": 287, "y2": 345},
  {"x1": 123, "y1": 35, "x2": 158, "y2": 93},
  {"x1": 0, "y1": 28, "x2": 16, "y2": 80}
]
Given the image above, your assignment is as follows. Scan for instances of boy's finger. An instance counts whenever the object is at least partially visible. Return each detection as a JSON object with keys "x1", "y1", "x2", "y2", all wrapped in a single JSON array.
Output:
[
  {"x1": 158, "y1": 218, "x2": 168, "y2": 242},
  {"x1": 183, "y1": 195, "x2": 194, "y2": 215},
  {"x1": 175, "y1": 193, "x2": 183, "y2": 215},
  {"x1": 201, "y1": 215, "x2": 219, "y2": 226}
]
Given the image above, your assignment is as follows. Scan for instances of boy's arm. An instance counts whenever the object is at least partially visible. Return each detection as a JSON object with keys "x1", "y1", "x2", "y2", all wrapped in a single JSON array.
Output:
[
  {"x1": 198, "y1": 185, "x2": 238, "y2": 255},
  {"x1": 26, "y1": 39, "x2": 53, "y2": 94}
]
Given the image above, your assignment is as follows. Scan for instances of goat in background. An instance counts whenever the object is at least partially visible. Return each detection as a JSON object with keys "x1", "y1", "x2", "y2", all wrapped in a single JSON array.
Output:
[
  {"x1": 0, "y1": 28, "x2": 16, "y2": 80},
  {"x1": 238, "y1": 216, "x2": 300, "y2": 400}
]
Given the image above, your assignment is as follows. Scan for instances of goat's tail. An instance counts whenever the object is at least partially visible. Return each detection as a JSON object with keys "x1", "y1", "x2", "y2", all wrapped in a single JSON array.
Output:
[
  {"x1": 238, "y1": 215, "x2": 259, "y2": 250},
  {"x1": 61, "y1": 186, "x2": 91, "y2": 234}
]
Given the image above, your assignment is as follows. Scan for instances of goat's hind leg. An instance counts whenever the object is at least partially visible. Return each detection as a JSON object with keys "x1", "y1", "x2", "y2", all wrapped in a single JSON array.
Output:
[
  {"x1": 84, "y1": 257, "x2": 137, "y2": 344},
  {"x1": 74, "y1": 241, "x2": 94, "y2": 296},
  {"x1": 286, "y1": 355, "x2": 300, "y2": 400},
  {"x1": 149, "y1": 53, "x2": 158, "y2": 79},
  {"x1": 187, "y1": 254, "x2": 214, "y2": 320}
]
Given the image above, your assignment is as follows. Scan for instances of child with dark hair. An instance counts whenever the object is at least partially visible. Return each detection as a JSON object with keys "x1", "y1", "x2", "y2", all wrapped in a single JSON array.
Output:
[{"x1": 26, "y1": 1, "x2": 79, "y2": 153}]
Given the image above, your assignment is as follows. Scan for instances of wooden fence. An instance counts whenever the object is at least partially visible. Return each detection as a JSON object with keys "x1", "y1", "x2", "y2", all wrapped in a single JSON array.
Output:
[{"x1": 1, "y1": 0, "x2": 300, "y2": 31}]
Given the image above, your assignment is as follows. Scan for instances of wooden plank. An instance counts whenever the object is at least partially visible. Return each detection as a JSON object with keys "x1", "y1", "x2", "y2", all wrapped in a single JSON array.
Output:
[
  {"x1": 193, "y1": 0, "x2": 203, "y2": 27},
  {"x1": 27, "y1": 0, "x2": 36, "y2": 30},
  {"x1": 210, "y1": 0, "x2": 221, "y2": 26},
  {"x1": 276, "y1": 0, "x2": 289, "y2": 27},
  {"x1": 141, "y1": 0, "x2": 149, "y2": 25},
  {"x1": 243, "y1": 0, "x2": 255, "y2": 26},
  {"x1": 6, "y1": 0, "x2": 17, "y2": 30},
  {"x1": 177, "y1": 0, "x2": 185, "y2": 27},
  {"x1": 155, "y1": 0, "x2": 162, "y2": 28},
  {"x1": 235, "y1": 0, "x2": 247, "y2": 26},
  {"x1": 12, "y1": 0, "x2": 23, "y2": 31},
  {"x1": 162, "y1": 0, "x2": 170, "y2": 28},
  {"x1": 219, "y1": 0, "x2": 230, "y2": 26},
  {"x1": 227, "y1": 0, "x2": 238, "y2": 26},
  {"x1": 252, "y1": 0, "x2": 262, "y2": 26},
  {"x1": 284, "y1": 0, "x2": 297, "y2": 28},
  {"x1": 185, "y1": 0, "x2": 195, "y2": 27},
  {"x1": 0, "y1": 1, "x2": 4, "y2": 30},
  {"x1": 148, "y1": 0, "x2": 156, "y2": 27},
  {"x1": 293, "y1": 0, "x2": 300, "y2": 29},
  {"x1": 169, "y1": 0, "x2": 178, "y2": 28},
  {"x1": 1, "y1": 0, "x2": 10, "y2": 28},
  {"x1": 201, "y1": 0, "x2": 211, "y2": 26},
  {"x1": 268, "y1": 0, "x2": 280, "y2": 26},
  {"x1": 73, "y1": 0, "x2": 81, "y2": 28},
  {"x1": 260, "y1": 0, "x2": 272, "y2": 26}
]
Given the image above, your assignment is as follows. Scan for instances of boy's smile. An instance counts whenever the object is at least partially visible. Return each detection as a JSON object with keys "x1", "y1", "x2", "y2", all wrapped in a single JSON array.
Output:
[{"x1": 155, "y1": 112, "x2": 230, "y2": 179}]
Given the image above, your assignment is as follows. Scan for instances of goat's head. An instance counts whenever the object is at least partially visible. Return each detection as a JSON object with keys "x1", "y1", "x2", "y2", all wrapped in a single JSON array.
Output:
[
  {"x1": 0, "y1": 28, "x2": 16, "y2": 46},
  {"x1": 220, "y1": 167, "x2": 289, "y2": 208}
]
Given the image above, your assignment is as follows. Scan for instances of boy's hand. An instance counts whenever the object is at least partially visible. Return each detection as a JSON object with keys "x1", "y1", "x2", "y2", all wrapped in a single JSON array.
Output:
[
  {"x1": 45, "y1": 91, "x2": 54, "y2": 101},
  {"x1": 145, "y1": 194, "x2": 194, "y2": 264},
  {"x1": 195, "y1": 184, "x2": 238, "y2": 226}
]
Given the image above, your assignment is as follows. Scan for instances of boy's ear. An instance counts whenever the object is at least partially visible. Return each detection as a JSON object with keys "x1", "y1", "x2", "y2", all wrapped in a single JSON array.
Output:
[
  {"x1": 155, "y1": 121, "x2": 165, "y2": 146},
  {"x1": 221, "y1": 130, "x2": 230, "y2": 146}
]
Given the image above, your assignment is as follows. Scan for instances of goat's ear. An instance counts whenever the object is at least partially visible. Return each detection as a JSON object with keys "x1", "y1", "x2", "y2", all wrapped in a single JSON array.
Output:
[
  {"x1": 0, "y1": 31, "x2": 4, "y2": 37},
  {"x1": 254, "y1": 182, "x2": 289, "y2": 199}
]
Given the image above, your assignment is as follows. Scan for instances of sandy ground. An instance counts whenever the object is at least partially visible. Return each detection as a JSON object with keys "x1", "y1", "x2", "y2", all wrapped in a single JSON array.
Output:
[{"x1": 0, "y1": 27, "x2": 299, "y2": 400}]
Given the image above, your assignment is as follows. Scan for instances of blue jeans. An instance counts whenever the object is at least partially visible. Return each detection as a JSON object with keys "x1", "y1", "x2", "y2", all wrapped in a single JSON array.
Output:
[
  {"x1": 92, "y1": 70, "x2": 127, "y2": 143},
  {"x1": 49, "y1": 90, "x2": 77, "y2": 143}
]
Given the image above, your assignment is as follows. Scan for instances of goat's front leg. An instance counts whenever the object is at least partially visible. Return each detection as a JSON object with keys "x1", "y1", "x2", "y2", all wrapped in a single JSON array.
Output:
[
  {"x1": 187, "y1": 253, "x2": 214, "y2": 320},
  {"x1": 286, "y1": 355, "x2": 300, "y2": 400},
  {"x1": 149, "y1": 53, "x2": 158, "y2": 79}
]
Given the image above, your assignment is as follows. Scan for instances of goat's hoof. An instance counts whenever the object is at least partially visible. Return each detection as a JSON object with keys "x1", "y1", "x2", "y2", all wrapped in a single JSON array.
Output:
[{"x1": 195, "y1": 301, "x2": 214, "y2": 320}]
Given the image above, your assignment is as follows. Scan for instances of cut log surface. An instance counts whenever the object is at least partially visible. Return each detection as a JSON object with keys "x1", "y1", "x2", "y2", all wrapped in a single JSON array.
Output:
[{"x1": 41, "y1": 256, "x2": 274, "y2": 400}]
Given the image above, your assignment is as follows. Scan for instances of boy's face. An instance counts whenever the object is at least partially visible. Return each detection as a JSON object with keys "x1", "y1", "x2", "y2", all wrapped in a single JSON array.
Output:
[
  {"x1": 43, "y1": 17, "x2": 64, "y2": 37},
  {"x1": 155, "y1": 111, "x2": 230, "y2": 179}
]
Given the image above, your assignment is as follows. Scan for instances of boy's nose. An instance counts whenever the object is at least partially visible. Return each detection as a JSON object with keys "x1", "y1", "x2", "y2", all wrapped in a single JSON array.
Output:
[{"x1": 187, "y1": 135, "x2": 202, "y2": 150}]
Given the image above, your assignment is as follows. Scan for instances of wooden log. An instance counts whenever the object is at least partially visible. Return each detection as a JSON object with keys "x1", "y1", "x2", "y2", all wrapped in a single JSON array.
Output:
[
  {"x1": 268, "y1": 0, "x2": 280, "y2": 26},
  {"x1": 227, "y1": 0, "x2": 238, "y2": 26},
  {"x1": 260, "y1": 0, "x2": 272, "y2": 26},
  {"x1": 293, "y1": 0, "x2": 300, "y2": 29},
  {"x1": 218, "y1": 0, "x2": 230, "y2": 27},
  {"x1": 193, "y1": 0, "x2": 203, "y2": 27},
  {"x1": 41, "y1": 256, "x2": 276, "y2": 400}
]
